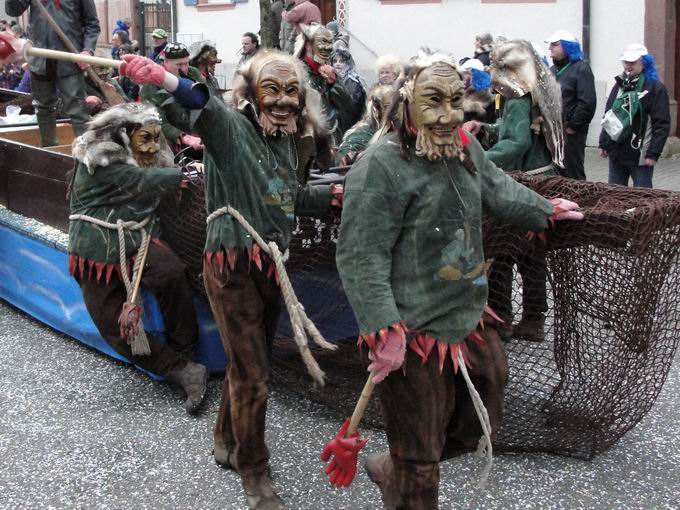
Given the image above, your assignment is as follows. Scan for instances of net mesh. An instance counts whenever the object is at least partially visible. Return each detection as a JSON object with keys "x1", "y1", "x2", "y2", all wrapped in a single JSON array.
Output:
[{"x1": 158, "y1": 173, "x2": 680, "y2": 459}]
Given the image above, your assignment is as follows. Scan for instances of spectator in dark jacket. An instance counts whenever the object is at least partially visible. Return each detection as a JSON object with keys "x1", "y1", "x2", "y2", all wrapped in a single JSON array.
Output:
[
  {"x1": 148, "y1": 28, "x2": 168, "y2": 63},
  {"x1": 599, "y1": 44, "x2": 670, "y2": 188},
  {"x1": 114, "y1": 44, "x2": 139, "y2": 101},
  {"x1": 332, "y1": 47, "x2": 366, "y2": 133},
  {"x1": 546, "y1": 30, "x2": 596, "y2": 180},
  {"x1": 5, "y1": 0, "x2": 100, "y2": 146}
]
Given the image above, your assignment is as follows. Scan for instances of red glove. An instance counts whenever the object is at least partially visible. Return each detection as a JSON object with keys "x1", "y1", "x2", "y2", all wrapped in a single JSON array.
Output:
[
  {"x1": 180, "y1": 133, "x2": 204, "y2": 150},
  {"x1": 318, "y1": 64, "x2": 336, "y2": 84},
  {"x1": 330, "y1": 183, "x2": 343, "y2": 208},
  {"x1": 549, "y1": 197, "x2": 584, "y2": 221},
  {"x1": 0, "y1": 30, "x2": 25, "y2": 65},
  {"x1": 368, "y1": 328, "x2": 406, "y2": 383},
  {"x1": 320, "y1": 419, "x2": 369, "y2": 487},
  {"x1": 120, "y1": 54, "x2": 166, "y2": 86}
]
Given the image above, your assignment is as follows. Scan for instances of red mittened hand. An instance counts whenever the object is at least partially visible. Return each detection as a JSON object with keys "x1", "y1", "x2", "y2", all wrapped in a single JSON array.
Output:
[
  {"x1": 0, "y1": 31, "x2": 25, "y2": 64},
  {"x1": 120, "y1": 55, "x2": 166, "y2": 86},
  {"x1": 368, "y1": 328, "x2": 406, "y2": 383},
  {"x1": 318, "y1": 64, "x2": 336, "y2": 84},
  {"x1": 320, "y1": 419, "x2": 369, "y2": 487},
  {"x1": 330, "y1": 183, "x2": 344, "y2": 208},
  {"x1": 549, "y1": 197, "x2": 584, "y2": 221}
]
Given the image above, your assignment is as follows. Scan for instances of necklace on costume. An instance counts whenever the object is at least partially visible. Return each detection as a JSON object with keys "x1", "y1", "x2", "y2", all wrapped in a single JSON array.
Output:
[
  {"x1": 261, "y1": 132, "x2": 299, "y2": 172},
  {"x1": 441, "y1": 158, "x2": 469, "y2": 213}
]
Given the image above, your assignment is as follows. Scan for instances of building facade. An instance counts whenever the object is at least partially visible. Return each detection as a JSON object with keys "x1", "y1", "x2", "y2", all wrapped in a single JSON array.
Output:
[{"x1": 175, "y1": 0, "x2": 678, "y2": 138}]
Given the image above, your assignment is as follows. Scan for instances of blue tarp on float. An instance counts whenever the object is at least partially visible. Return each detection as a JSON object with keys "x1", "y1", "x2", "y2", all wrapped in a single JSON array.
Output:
[{"x1": 0, "y1": 209, "x2": 227, "y2": 373}]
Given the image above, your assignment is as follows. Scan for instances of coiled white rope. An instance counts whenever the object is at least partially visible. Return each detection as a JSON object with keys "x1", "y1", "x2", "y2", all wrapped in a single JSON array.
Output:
[
  {"x1": 457, "y1": 348, "x2": 493, "y2": 487},
  {"x1": 207, "y1": 206, "x2": 337, "y2": 386}
]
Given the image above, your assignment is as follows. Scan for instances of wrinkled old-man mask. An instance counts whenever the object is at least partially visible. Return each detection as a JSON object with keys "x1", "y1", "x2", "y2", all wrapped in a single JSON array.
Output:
[
  {"x1": 131, "y1": 122, "x2": 162, "y2": 167},
  {"x1": 256, "y1": 61, "x2": 301, "y2": 136},
  {"x1": 307, "y1": 28, "x2": 333, "y2": 64},
  {"x1": 406, "y1": 63, "x2": 465, "y2": 161}
]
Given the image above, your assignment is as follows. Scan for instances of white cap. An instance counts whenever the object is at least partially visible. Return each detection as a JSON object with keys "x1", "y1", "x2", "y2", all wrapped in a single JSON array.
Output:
[
  {"x1": 621, "y1": 43, "x2": 648, "y2": 62},
  {"x1": 544, "y1": 30, "x2": 577, "y2": 43},
  {"x1": 460, "y1": 58, "x2": 484, "y2": 72}
]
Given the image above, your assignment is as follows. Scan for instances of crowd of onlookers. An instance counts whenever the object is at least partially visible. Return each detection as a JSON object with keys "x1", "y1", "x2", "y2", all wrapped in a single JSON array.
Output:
[{"x1": 0, "y1": 4, "x2": 671, "y2": 189}]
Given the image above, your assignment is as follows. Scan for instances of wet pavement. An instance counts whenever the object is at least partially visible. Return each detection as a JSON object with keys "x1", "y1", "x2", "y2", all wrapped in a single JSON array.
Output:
[
  {"x1": 1, "y1": 150, "x2": 680, "y2": 509},
  {"x1": 1, "y1": 298, "x2": 679, "y2": 509}
]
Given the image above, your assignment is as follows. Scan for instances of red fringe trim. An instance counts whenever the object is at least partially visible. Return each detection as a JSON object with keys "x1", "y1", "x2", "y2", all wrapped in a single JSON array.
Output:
[
  {"x1": 204, "y1": 245, "x2": 276, "y2": 279},
  {"x1": 68, "y1": 254, "x2": 130, "y2": 283},
  {"x1": 357, "y1": 321, "x2": 407, "y2": 352},
  {"x1": 357, "y1": 305, "x2": 504, "y2": 375},
  {"x1": 68, "y1": 238, "x2": 162, "y2": 283}
]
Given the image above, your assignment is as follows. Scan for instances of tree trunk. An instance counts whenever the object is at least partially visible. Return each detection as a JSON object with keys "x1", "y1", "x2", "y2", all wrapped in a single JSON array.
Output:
[{"x1": 260, "y1": 0, "x2": 274, "y2": 48}]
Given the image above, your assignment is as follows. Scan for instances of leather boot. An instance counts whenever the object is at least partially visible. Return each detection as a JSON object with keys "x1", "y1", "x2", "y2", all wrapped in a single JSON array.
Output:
[
  {"x1": 36, "y1": 111, "x2": 58, "y2": 147},
  {"x1": 166, "y1": 361, "x2": 208, "y2": 415},
  {"x1": 365, "y1": 451, "x2": 397, "y2": 510},
  {"x1": 513, "y1": 314, "x2": 546, "y2": 342},
  {"x1": 241, "y1": 472, "x2": 283, "y2": 510},
  {"x1": 213, "y1": 436, "x2": 237, "y2": 471}
]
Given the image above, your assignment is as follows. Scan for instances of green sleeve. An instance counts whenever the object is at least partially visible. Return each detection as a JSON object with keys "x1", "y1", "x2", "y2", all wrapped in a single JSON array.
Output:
[
  {"x1": 485, "y1": 95, "x2": 532, "y2": 171},
  {"x1": 294, "y1": 183, "x2": 332, "y2": 217},
  {"x1": 473, "y1": 144, "x2": 553, "y2": 231},
  {"x1": 335, "y1": 123, "x2": 375, "y2": 166},
  {"x1": 109, "y1": 165, "x2": 182, "y2": 203},
  {"x1": 193, "y1": 97, "x2": 236, "y2": 154},
  {"x1": 336, "y1": 158, "x2": 404, "y2": 334},
  {"x1": 83, "y1": 164, "x2": 182, "y2": 205}
]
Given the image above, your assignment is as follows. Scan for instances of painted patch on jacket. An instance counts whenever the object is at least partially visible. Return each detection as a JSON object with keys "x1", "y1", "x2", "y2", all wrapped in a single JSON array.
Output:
[
  {"x1": 436, "y1": 224, "x2": 490, "y2": 284},
  {"x1": 264, "y1": 176, "x2": 294, "y2": 213}
]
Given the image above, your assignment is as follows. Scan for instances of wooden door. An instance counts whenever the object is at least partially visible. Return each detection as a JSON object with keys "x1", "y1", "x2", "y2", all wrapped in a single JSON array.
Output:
[{"x1": 310, "y1": 0, "x2": 336, "y2": 24}]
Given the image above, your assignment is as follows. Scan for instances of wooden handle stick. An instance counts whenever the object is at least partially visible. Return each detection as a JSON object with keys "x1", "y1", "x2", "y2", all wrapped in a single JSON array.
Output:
[{"x1": 346, "y1": 375, "x2": 376, "y2": 436}]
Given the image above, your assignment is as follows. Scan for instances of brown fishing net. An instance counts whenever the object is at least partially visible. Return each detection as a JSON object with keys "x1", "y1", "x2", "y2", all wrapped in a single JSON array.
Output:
[{"x1": 158, "y1": 173, "x2": 680, "y2": 460}]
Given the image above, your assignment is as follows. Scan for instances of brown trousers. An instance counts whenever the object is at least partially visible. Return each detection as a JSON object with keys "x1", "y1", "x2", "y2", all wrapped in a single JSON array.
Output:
[
  {"x1": 376, "y1": 325, "x2": 508, "y2": 510},
  {"x1": 77, "y1": 242, "x2": 198, "y2": 375},
  {"x1": 203, "y1": 255, "x2": 281, "y2": 477}
]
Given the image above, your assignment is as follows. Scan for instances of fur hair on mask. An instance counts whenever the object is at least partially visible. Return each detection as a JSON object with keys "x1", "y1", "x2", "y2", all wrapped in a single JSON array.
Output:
[
  {"x1": 72, "y1": 103, "x2": 174, "y2": 174},
  {"x1": 490, "y1": 39, "x2": 564, "y2": 167},
  {"x1": 292, "y1": 23, "x2": 331, "y2": 61}
]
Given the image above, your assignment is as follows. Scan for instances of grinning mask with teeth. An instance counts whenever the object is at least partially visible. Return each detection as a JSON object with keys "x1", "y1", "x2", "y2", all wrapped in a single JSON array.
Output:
[
  {"x1": 307, "y1": 27, "x2": 333, "y2": 65},
  {"x1": 404, "y1": 62, "x2": 465, "y2": 161},
  {"x1": 256, "y1": 60, "x2": 301, "y2": 136}
]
